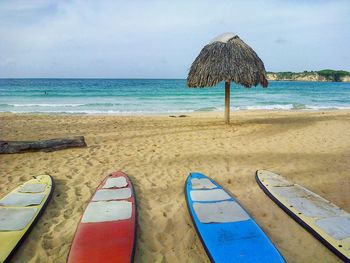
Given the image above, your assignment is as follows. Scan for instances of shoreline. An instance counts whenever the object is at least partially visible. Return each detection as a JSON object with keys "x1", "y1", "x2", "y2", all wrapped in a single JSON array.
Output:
[
  {"x1": 1, "y1": 107, "x2": 350, "y2": 118},
  {"x1": 1, "y1": 110, "x2": 349, "y2": 262}
]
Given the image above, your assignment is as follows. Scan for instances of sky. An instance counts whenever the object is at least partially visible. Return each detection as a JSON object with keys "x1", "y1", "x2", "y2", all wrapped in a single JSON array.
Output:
[{"x1": 0, "y1": 0, "x2": 349, "y2": 78}]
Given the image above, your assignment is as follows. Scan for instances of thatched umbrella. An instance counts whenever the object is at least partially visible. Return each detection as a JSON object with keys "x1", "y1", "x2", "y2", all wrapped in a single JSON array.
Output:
[{"x1": 187, "y1": 33, "x2": 268, "y2": 124}]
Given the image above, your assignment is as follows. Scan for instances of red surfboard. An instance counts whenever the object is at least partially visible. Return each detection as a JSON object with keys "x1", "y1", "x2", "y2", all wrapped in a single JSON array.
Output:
[{"x1": 67, "y1": 171, "x2": 136, "y2": 263}]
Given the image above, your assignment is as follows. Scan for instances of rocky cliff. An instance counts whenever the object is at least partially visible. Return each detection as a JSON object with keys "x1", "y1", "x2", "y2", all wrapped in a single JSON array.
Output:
[{"x1": 267, "y1": 70, "x2": 350, "y2": 82}]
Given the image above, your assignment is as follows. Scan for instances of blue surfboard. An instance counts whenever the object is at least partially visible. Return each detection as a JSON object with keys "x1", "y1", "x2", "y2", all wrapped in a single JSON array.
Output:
[{"x1": 185, "y1": 172, "x2": 285, "y2": 263}]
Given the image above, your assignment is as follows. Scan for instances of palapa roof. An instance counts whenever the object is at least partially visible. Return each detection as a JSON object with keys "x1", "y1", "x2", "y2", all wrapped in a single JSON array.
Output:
[{"x1": 187, "y1": 33, "x2": 268, "y2": 88}]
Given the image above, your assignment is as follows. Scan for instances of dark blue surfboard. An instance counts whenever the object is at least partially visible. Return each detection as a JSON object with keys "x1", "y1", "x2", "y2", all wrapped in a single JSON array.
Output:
[{"x1": 185, "y1": 172, "x2": 285, "y2": 263}]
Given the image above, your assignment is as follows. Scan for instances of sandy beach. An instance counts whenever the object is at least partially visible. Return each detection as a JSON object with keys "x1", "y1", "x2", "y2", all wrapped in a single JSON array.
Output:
[{"x1": 0, "y1": 110, "x2": 349, "y2": 263}]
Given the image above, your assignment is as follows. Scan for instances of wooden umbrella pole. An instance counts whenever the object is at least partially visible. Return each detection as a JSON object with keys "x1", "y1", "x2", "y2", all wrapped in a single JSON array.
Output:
[{"x1": 225, "y1": 81, "x2": 230, "y2": 124}]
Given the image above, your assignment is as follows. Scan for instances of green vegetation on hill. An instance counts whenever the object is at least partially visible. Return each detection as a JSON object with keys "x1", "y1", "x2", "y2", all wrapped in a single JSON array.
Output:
[
  {"x1": 317, "y1": 69, "x2": 350, "y2": 81},
  {"x1": 267, "y1": 69, "x2": 350, "y2": 82}
]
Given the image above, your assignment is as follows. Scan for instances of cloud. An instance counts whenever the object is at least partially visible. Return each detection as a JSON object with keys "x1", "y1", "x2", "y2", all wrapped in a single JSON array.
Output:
[{"x1": 274, "y1": 38, "x2": 287, "y2": 44}]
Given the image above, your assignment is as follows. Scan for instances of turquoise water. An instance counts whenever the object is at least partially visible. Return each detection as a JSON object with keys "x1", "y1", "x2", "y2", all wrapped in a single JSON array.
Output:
[{"x1": 0, "y1": 79, "x2": 349, "y2": 114}]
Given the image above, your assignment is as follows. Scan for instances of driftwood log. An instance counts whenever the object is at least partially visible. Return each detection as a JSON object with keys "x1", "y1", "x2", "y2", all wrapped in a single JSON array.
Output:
[{"x1": 0, "y1": 136, "x2": 87, "y2": 154}]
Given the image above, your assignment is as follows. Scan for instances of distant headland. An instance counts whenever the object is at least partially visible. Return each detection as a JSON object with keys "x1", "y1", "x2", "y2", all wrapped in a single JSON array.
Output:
[{"x1": 267, "y1": 70, "x2": 350, "y2": 82}]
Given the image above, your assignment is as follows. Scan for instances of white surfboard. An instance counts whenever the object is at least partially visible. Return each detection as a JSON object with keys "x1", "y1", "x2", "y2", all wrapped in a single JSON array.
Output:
[{"x1": 256, "y1": 170, "x2": 350, "y2": 261}]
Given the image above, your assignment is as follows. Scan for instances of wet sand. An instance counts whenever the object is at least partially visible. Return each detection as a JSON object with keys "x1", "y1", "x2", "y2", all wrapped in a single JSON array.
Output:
[{"x1": 1, "y1": 110, "x2": 349, "y2": 263}]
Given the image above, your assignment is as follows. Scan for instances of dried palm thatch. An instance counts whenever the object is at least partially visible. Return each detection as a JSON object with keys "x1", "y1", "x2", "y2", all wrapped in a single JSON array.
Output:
[
  {"x1": 187, "y1": 33, "x2": 268, "y2": 88},
  {"x1": 187, "y1": 33, "x2": 268, "y2": 123}
]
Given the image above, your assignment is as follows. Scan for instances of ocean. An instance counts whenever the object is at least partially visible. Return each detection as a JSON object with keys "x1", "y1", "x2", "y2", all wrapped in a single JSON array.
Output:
[{"x1": 0, "y1": 79, "x2": 349, "y2": 115}]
